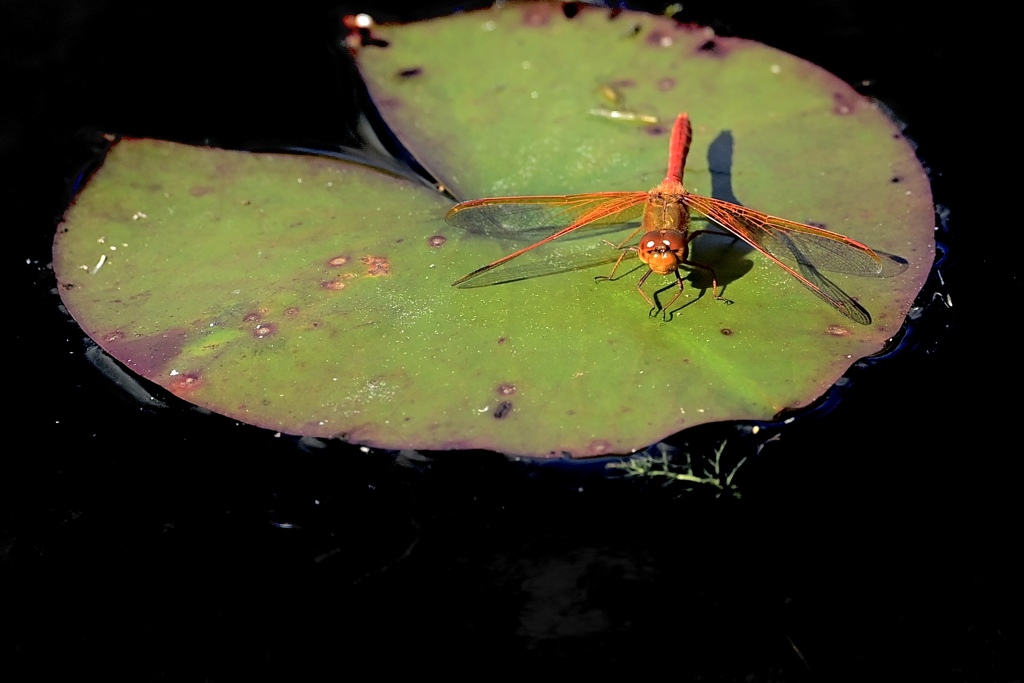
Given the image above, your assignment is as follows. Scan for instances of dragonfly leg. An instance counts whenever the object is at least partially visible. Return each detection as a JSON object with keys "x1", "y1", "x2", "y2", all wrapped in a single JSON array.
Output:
[
  {"x1": 594, "y1": 247, "x2": 637, "y2": 284},
  {"x1": 681, "y1": 258, "x2": 726, "y2": 301},
  {"x1": 689, "y1": 228, "x2": 738, "y2": 243},
  {"x1": 661, "y1": 267, "x2": 688, "y2": 310},
  {"x1": 611, "y1": 226, "x2": 645, "y2": 250},
  {"x1": 635, "y1": 268, "x2": 656, "y2": 308}
]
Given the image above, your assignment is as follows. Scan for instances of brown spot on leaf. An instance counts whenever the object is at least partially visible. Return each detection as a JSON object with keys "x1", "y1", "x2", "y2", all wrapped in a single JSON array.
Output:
[
  {"x1": 646, "y1": 29, "x2": 673, "y2": 47},
  {"x1": 253, "y1": 322, "x2": 277, "y2": 338},
  {"x1": 61, "y1": 282, "x2": 74, "y2": 290},
  {"x1": 170, "y1": 372, "x2": 203, "y2": 394},
  {"x1": 190, "y1": 186, "x2": 213, "y2": 197},
  {"x1": 427, "y1": 235, "x2": 446, "y2": 248},
  {"x1": 361, "y1": 255, "x2": 391, "y2": 276},
  {"x1": 832, "y1": 92, "x2": 857, "y2": 115},
  {"x1": 522, "y1": 3, "x2": 555, "y2": 26},
  {"x1": 721, "y1": 328, "x2": 733, "y2": 336},
  {"x1": 826, "y1": 324, "x2": 851, "y2": 337},
  {"x1": 284, "y1": 307, "x2": 300, "y2": 317},
  {"x1": 497, "y1": 337, "x2": 507, "y2": 345},
  {"x1": 327, "y1": 255, "x2": 350, "y2": 267},
  {"x1": 397, "y1": 67, "x2": 422, "y2": 78},
  {"x1": 104, "y1": 330, "x2": 126, "y2": 342},
  {"x1": 243, "y1": 312, "x2": 261, "y2": 322},
  {"x1": 321, "y1": 279, "x2": 347, "y2": 290},
  {"x1": 493, "y1": 401, "x2": 513, "y2": 419},
  {"x1": 496, "y1": 383, "x2": 517, "y2": 396}
]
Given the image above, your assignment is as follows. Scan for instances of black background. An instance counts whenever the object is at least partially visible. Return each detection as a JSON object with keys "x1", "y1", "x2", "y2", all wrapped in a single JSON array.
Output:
[{"x1": 4, "y1": 1, "x2": 1017, "y2": 679}]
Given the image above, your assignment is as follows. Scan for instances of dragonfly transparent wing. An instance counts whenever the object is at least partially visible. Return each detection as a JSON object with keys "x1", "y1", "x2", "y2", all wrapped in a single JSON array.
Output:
[
  {"x1": 447, "y1": 192, "x2": 648, "y2": 286},
  {"x1": 681, "y1": 193, "x2": 906, "y2": 324}
]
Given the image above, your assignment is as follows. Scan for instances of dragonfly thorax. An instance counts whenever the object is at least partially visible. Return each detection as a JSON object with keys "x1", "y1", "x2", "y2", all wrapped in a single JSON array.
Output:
[{"x1": 644, "y1": 181, "x2": 690, "y2": 234}]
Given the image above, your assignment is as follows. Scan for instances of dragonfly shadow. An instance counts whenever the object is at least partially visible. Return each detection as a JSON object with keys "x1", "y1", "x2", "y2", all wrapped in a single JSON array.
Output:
[
  {"x1": 688, "y1": 234, "x2": 755, "y2": 292},
  {"x1": 708, "y1": 130, "x2": 742, "y2": 205},
  {"x1": 703, "y1": 129, "x2": 753, "y2": 257},
  {"x1": 672, "y1": 129, "x2": 756, "y2": 302}
]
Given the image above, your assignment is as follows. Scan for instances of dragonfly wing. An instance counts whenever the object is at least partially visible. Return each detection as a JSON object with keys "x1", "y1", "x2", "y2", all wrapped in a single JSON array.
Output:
[
  {"x1": 448, "y1": 192, "x2": 648, "y2": 286},
  {"x1": 788, "y1": 262, "x2": 872, "y2": 325},
  {"x1": 445, "y1": 192, "x2": 647, "y2": 234},
  {"x1": 454, "y1": 247, "x2": 638, "y2": 288},
  {"x1": 681, "y1": 194, "x2": 893, "y2": 324},
  {"x1": 680, "y1": 194, "x2": 890, "y2": 275}
]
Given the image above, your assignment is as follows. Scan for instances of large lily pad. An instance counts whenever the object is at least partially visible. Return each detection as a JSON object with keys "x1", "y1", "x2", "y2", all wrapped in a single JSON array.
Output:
[{"x1": 53, "y1": 3, "x2": 933, "y2": 458}]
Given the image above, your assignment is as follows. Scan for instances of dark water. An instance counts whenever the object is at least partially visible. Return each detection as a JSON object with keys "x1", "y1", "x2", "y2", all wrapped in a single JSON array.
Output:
[{"x1": 5, "y1": 1, "x2": 1017, "y2": 679}]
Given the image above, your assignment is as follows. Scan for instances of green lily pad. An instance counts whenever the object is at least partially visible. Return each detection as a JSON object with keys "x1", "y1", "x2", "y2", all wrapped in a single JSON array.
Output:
[{"x1": 53, "y1": 3, "x2": 934, "y2": 458}]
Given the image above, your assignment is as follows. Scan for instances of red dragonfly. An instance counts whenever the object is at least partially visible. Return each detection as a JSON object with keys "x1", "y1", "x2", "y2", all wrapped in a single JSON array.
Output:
[{"x1": 446, "y1": 113, "x2": 902, "y2": 324}]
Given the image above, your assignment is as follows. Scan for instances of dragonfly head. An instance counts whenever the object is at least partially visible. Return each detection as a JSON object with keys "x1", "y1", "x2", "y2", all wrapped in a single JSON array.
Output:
[{"x1": 637, "y1": 229, "x2": 688, "y2": 275}]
